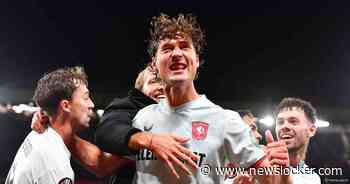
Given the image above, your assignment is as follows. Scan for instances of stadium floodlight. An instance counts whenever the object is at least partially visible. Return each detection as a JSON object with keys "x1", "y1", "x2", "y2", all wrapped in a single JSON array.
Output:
[
  {"x1": 97, "y1": 109, "x2": 104, "y2": 117},
  {"x1": 315, "y1": 119, "x2": 330, "y2": 128},
  {"x1": 12, "y1": 104, "x2": 39, "y2": 114},
  {"x1": 259, "y1": 115, "x2": 275, "y2": 127}
]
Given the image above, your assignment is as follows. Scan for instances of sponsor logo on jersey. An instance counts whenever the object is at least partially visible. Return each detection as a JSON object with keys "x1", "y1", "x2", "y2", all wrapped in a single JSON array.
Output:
[
  {"x1": 137, "y1": 149, "x2": 157, "y2": 161},
  {"x1": 137, "y1": 149, "x2": 207, "y2": 167},
  {"x1": 58, "y1": 177, "x2": 73, "y2": 184},
  {"x1": 192, "y1": 121, "x2": 208, "y2": 140}
]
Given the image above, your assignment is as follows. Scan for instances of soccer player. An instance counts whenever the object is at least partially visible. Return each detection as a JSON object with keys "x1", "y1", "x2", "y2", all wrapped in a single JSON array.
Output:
[
  {"x1": 6, "y1": 67, "x2": 95, "y2": 184},
  {"x1": 131, "y1": 13, "x2": 291, "y2": 184}
]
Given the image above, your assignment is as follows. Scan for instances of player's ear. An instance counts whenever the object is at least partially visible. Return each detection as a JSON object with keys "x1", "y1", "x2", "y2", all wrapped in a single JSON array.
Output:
[
  {"x1": 59, "y1": 99, "x2": 71, "y2": 113},
  {"x1": 308, "y1": 123, "x2": 317, "y2": 137},
  {"x1": 195, "y1": 55, "x2": 200, "y2": 68}
]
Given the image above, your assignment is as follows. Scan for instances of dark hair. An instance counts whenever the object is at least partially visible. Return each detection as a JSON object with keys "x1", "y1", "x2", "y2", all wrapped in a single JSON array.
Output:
[
  {"x1": 33, "y1": 66, "x2": 88, "y2": 116},
  {"x1": 275, "y1": 97, "x2": 317, "y2": 124},
  {"x1": 147, "y1": 13, "x2": 206, "y2": 62},
  {"x1": 237, "y1": 109, "x2": 254, "y2": 118}
]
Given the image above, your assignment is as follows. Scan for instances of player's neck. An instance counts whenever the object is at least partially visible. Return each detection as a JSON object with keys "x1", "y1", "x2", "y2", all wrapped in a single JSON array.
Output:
[
  {"x1": 165, "y1": 82, "x2": 200, "y2": 107},
  {"x1": 289, "y1": 146, "x2": 307, "y2": 167},
  {"x1": 49, "y1": 115, "x2": 74, "y2": 146}
]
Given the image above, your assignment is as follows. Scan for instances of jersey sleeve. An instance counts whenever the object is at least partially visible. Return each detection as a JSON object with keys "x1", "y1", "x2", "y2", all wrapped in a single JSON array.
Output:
[
  {"x1": 132, "y1": 105, "x2": 155, "y2": 131},
  {"x1": 223, "y1": 110, "x2": 265, "y2": 168}
]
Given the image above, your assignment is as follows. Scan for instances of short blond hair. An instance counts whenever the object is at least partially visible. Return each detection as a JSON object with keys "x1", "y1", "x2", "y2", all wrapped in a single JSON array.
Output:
[{"x1": 134, "y1": 66, "x2": 153, "y2": 90}]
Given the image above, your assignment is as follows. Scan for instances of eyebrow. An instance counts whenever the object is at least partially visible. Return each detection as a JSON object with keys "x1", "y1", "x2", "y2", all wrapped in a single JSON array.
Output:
[
  {"x1": 161, "y1": 43, "x2": 170, "y2": 47},
  {"x1": 160, "y1": 42, "x2": 174, "y2": 47}
]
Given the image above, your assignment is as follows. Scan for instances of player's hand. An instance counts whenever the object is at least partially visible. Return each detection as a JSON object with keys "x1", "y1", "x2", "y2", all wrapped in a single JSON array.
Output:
[
  {"x1": 149, "y1": 134, "x2": 199, "y2": 179},
  {"x1": 31, "y1": 110, "x2": 49, "y2": 133},
  {"x1": 265, "y1": 130, "x2": 290, "y2": 167},
  {"x1": 233, "y1": 173, "x2": 255, "y2": 184}
]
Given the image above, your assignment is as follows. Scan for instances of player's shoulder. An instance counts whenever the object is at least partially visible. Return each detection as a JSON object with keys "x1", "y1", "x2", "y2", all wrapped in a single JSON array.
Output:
[
  {"x1": 192, "y1": 95, "x2": 224, "y2": 112},
  {"x1": 134, "y1": 103, "x2": 159, "y2": 118},
  {"x1": 31, "y1": 130, "x2": 68, "y2": 160},
  {"x1": 31, "y1": 144, "x2": 70, "y2": 173},
  {"x1": 17, "y1": 138, "x2": 52, "y2": 169},
  {"x1": 220, "y1": 109, "x2": 241, "y2": 120},
  {"x1": 21, "y1": 131, "x2": 49, "y2": 154},
  {"x1": 141, "y1": 103, "x2": 159, "y2": 111}
]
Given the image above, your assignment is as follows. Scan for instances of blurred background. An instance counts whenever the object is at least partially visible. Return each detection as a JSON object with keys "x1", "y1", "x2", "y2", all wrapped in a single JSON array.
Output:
[{"x1": 0, "y1": 0, "x2": 349, "y2": 183}]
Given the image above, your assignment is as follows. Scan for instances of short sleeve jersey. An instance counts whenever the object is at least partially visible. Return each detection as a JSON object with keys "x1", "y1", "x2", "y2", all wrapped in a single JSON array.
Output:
[
  {"x1": 132, "y1": 95, "x2": 265, "y2": 184},
  {"x1": 5, "y1": 127, "x2": 74, "y2": 184}
]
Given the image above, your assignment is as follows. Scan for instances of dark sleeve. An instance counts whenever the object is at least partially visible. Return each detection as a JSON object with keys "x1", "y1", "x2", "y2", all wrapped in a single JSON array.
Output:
[{"x1": 95, "y1": 109, "x2": 142, "y2": 156}]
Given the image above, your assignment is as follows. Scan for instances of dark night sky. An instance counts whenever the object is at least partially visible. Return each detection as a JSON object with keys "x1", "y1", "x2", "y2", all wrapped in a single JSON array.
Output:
[
  {"x1": 2, "y1": 1, "x2": 350, "y2": 180},
  {"x1": 1, "y1": 0, "x2": 350, "y2": 110}
]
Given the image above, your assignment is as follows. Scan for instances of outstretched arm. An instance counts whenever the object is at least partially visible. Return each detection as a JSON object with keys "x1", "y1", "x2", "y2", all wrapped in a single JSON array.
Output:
[
  {"x1": 70, "y1": 135, "x2": 133, "y2": 177},
  {"x1": 96, "y1": 109, "x2": 199, "y2": 178}
]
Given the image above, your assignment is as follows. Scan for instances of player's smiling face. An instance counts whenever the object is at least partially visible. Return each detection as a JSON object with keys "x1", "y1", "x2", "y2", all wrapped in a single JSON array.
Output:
[
  {"x1": 275, "y1": 107, "x2": 316, "y2": 153},
  {"x1": 141, "y1": 70, "x2": 165, "y2": 102},
  {"x1": 153, "y1": 33, "x2": 199, "y2": 87}
]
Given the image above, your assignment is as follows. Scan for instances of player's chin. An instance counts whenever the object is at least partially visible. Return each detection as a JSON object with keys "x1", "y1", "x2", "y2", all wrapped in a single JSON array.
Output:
[
  {"x1": 168, "y1": 77, "x2": 189, "y2": 85},
  {"x1": 81, "y1": 118, "x2": 91, "y2": 128},
  {"x1": 285, "y1": 142, "x2": 295, "y2": 150},
  {"x1": 75, "y1": 121, "x2": 90, "y2": 132}
]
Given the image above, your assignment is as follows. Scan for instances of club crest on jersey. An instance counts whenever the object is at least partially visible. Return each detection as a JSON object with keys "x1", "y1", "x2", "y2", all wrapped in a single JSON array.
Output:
[{"x1": 192, "y1": 121, "x2": 208, "y2": 140}]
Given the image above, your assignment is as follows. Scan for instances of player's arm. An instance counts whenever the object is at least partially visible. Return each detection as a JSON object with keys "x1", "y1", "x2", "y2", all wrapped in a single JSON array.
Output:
[
  {"x1": 95, "y1": 109, "x2": 142, "y2": 155},
  {"x1": 69, "y1": 135, "x2": 133, "y2": 177},
  {"x1": 96, "y1": 107, "x2": 199, "y2": 178}
]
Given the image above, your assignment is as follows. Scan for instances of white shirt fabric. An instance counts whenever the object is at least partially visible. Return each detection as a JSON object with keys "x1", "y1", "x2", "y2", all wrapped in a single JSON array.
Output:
[
  {"x1": 291, "y1": 163, "x2": 321, "y2": 184},
  {"x1": 5, "y1": 126, "x2": 74, "y2": 184},
  {"x1": 132, "y1": 95, "x2": 265, "y2": 184}
]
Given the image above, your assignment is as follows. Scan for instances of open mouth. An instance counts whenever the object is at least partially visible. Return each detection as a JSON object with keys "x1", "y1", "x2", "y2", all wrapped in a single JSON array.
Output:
[
  {"x1": 169, "y1": 63, "x2": 187, "y2": 71},
  {"x1": 279, "y1": 134, "x2": 294, "y2": 140},
  {"x1": 154, "y1": 94, "x2": 166, "y2": 100}
]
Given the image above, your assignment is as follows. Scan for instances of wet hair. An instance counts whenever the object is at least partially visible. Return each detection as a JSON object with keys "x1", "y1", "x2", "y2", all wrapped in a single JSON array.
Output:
[
  {"x1": 33, "y1": 66, "x2": 88, "y2": 116},
  {"x1": 147, "y1": 13, "x2": 206, "y2": 62},
  {"x1": 275, "y1": 97, "x2": 317, "y2": 124}
]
